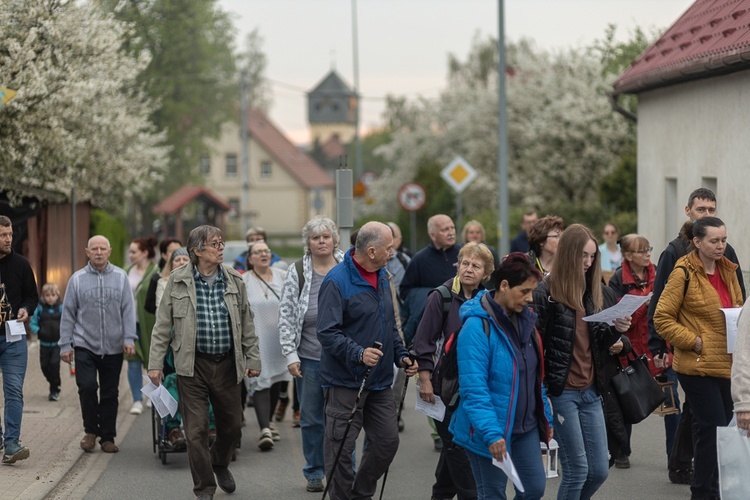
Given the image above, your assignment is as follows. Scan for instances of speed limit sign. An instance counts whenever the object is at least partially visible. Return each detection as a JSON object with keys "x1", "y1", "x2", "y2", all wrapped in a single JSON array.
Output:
[{"x1": 398, "y1": 182, "x2": 426, "y2": 212}]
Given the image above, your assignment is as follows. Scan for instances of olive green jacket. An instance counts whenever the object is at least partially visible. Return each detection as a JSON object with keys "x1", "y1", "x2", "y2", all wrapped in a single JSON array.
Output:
[{"x1": 149, "y1": 263, "x2": 260, "y2": 383}]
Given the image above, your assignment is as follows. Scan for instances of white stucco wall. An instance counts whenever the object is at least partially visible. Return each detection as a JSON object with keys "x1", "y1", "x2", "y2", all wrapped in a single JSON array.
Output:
[{"x1": 637, "y1": 70, "x2": 750, "y2": 266}]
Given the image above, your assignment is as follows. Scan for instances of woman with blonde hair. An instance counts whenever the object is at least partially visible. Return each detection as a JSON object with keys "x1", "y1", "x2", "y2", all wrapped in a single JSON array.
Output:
[
  {"x1": 532, "y1": 224, "x2": 632, "y2": 499},
  {"x1": 413, "y1": 241, "x2": 495, "y2": 500},
  {"x1": 461, "y1": 220, "x2": 499, "y2": 271}
]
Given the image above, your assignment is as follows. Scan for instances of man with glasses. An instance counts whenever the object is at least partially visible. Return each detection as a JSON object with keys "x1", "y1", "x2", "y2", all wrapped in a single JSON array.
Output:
[
  {"x1": 149, "y1": 225, "x2": 260, "y2": 500},
  {"x1": 0, "y1": 215, "x2": 38, "y2": 464},
  {"x1": 60, "y1": 235, "x2": 136, "y2": 455},
  {"x1": 647, "y1": 187, "x2": 745, "y2": 485}
]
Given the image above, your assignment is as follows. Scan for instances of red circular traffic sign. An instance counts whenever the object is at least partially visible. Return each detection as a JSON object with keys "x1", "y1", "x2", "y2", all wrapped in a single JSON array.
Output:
[{"x1": 398, "y1": 182, "x2": 426, "y2": 212}]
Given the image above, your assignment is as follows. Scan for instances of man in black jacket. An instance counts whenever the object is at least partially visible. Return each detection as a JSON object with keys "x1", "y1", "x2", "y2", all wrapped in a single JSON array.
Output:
[
  {"x1": 0, "y1": 215, "x2": 39, "y2": 464},
  {"x1": 399, "y1": 214, "x2": 461, "y2": 347},
  {"x1": 647, "y1": 187, "x2": 745, "y2": 484}
]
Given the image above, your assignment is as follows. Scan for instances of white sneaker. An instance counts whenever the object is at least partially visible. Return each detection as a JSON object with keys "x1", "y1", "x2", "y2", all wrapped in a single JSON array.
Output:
[
  {"x1": 269, "y1": 422, "x2": 281, "y2": 441},
  {"x1": 130, "y1": 401, "x2": 143, "y2": 415},
  {"x1": 258, "y1": 428, "x2": 274, "y2": 450},
  {"x1": 145, "y1": 398, "x2": 152, "y2": 409}
]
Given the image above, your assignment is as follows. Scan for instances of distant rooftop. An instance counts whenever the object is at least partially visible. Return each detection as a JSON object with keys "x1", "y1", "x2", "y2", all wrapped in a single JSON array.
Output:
[{"x1": 614, "y1": 0, "x2": 750, "y2": 95}]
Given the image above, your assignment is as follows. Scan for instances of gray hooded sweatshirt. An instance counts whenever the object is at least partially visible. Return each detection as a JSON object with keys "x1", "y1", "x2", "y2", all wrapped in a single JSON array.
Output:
[{"x1": 59, "y1": 262, "x2": 137, "y2": 356}]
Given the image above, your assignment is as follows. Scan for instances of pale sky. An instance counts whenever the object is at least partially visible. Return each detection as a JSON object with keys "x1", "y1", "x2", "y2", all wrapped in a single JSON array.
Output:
[{"x1": 219, "y1": 0, "x2": 695, "y2": 144}]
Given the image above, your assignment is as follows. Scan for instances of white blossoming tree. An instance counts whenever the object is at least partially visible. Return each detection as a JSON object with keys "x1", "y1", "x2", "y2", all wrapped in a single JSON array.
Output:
[
  {"x1": 0, "y1": 0, "x2": 168, "y2": 209},
  {"x1": 369, "y1": 36, "x2": 630, "y2": 233}
]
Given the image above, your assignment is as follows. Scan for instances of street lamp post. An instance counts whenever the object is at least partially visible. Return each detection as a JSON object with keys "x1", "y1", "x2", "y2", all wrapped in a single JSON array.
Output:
[{"x1": 497, "y1": 0, "x2": 509, "y2": 256}]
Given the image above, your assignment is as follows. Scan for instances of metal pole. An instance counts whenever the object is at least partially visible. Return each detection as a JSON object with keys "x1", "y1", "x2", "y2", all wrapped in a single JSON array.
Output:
[
  {"x1": 497, "y1": 0, "x2": 509, "y2": 255},
  {"x1": 71, "y1": 187, "x2": 76, "y2": 274},
  {"x1": 336, "y1": 169, "x2": 354, "y2": 247},
  {"x1": 351, "y1": 0, "x2": 363, "y2": 182},
  {"x1": 240, "y1": 70, "x2": 251, "y2": 234},
  {"x1": 456, "y1": 193, "x2": 463, "y2": 230},
  {"x1": 409, "y1": 211, "x2": 417, "y2": 254}
]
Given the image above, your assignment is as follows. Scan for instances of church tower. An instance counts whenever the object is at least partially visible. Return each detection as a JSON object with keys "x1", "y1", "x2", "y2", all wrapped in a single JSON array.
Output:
[{"x1": 307, "y1": 70, "x2": 358, "y2": 145}]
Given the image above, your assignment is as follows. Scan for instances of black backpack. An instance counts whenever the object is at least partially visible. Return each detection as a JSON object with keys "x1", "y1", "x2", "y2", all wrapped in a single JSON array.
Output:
[{"x1": 435, "y1": 316, "x2": 490, "y2": 409}]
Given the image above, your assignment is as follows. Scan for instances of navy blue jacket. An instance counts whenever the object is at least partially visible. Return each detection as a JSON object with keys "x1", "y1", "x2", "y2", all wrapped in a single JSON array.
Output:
[{"x1": 317, "y1": 249, "x2": 409, "y2": 390}]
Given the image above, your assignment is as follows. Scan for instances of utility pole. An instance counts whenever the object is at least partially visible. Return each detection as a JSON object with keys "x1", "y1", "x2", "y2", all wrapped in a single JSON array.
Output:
[
  {"x1": 497, "y1": 0, "x2": 509, "y2": 256},
  {"x1": 240, "y1": 69, "x2": 251, "y2": 234},
  {"x1": 351, "y1": 0, "x2": 363, "y2": 183}
]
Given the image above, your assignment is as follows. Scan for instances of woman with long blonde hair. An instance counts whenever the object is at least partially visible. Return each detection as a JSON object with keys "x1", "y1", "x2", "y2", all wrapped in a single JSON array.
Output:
[{"x1": 532, "y1": 224, "x2": 632, "y2": 499}]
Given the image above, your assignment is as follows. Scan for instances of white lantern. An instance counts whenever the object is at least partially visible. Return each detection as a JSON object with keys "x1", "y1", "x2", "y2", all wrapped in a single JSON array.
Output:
[{"x1": 540, "y1": 439, "x2": 559, "y2": 478}]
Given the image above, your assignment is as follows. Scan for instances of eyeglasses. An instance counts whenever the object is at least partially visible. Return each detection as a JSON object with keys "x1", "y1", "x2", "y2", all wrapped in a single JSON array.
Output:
[
  {"x1": 546, "y1": 233, "x2": 560, "y2": 239},
  {"x1": 632, "y1": 247, "x2": 653, "y2": 255},
  {"x1": 251, "y1": 249, "x2": 271, "y2": 256},
  {"x1": 205, "y1": 240, "x2": 225, "y2": 250}
]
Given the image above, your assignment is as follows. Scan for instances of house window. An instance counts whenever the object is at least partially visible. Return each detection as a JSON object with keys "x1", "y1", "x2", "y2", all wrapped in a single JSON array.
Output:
[
  {"x1": 199, "y1": 156, "x2": 211, "y2": 176},
  {"x1": 228, "y1": 198, "x2": 240, "y2": 219},
  {"x1": 260, "y1": 161, "x2": 272, "y2": 179},
  {"x1": 225, "y1": 154, "x2": 237, "y2": 178}
]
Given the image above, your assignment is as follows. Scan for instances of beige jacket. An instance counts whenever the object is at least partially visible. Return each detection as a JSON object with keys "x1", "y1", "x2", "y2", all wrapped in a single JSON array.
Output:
[
  {"x1": 732, "y1": 306, "x2": 750, "y2": 411},
  {"x1": 149, "y1": 263, "x2": 260, "y2": 383},
  {"x1": 654, "y1": 251, "x2": 742, "y2": 379}
]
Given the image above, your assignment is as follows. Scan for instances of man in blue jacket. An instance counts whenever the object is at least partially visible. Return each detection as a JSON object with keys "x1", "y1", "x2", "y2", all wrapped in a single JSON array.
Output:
[{"x1": 317, "y1": 221, "x2": 419, "y2": 500}]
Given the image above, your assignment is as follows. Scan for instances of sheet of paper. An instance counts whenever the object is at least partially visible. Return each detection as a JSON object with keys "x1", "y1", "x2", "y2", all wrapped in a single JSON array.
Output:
[
  {"x1": 141, "y1": 376, "x2": 179, "y2": 418},
  {"x1": 721, "y1": 307, "x2": 741, "y2": 353},
  {"x1": 414, "y1": 386, "x2": 446, "y2": 422},
  {"x1": 5, "y1": 320, "x2": 26, "y2": 343},
  {"x1": 582, "y1": 293, "x2": 652, "y2": 326},
  {"x1": 493, "y1": 452, "x2": 525, "y2": 493}
]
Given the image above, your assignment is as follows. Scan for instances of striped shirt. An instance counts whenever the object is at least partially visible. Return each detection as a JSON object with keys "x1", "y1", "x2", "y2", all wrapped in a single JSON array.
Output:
[{"x1": 194, "y1": 266, "x2": 233, "y2": 354}]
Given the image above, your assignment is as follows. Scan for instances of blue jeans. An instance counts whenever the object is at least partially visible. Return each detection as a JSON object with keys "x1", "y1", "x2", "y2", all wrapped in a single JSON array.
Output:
[
  {"x1": 466, "y1": 428, "x2": 546, "y2": 500},
  {"x1": 0, "y1": 337, "x2": 28, "y2": 442},
  {"x1": 550, "y1": 387, "x2": 609, "y2": 500},
  {"x1": 128, "y1": 360, "x2": 143, "y2": 402},
  {"x1": 299, "y1": 357, "x2": 325, "y2": 481}
]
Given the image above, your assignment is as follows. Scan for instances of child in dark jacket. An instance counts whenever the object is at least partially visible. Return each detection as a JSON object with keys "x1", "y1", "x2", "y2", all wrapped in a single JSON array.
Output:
[{"x1": 30, "y1": 283, "x2": 63, "y2": 401}]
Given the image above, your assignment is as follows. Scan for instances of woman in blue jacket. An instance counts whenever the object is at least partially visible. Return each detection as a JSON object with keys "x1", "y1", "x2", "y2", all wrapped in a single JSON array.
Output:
[{"x1": 450, "y1": 253, "x2": 553, "y2": 500}]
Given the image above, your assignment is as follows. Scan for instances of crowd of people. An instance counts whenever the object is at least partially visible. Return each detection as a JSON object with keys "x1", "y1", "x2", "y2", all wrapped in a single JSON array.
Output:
[{"x1": 0, "y1": 185, "x2": 747, "y2": 500}]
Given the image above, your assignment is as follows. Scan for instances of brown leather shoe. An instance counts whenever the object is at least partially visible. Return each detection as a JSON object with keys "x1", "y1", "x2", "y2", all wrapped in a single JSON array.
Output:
[
  {"x1": 168, "y1": 428, "x2": 186, "y2": 450},
  {"x1": 80, "y1": 433, "x2": 96, "y2": 452},
  {"x1": 100, "y1": 441, "x2": 119, "y2": 453}
]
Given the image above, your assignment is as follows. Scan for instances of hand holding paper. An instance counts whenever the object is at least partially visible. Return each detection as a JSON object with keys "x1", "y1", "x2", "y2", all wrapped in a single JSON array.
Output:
[
  {"x1": 141, "y1": 376, "x2": 178, "y2": 418},
  {"x1": 414, "y1": 385, "x2": 446, "y2": 422},
  {"x1": 583, "y1": 293, "x2": 651, "y2": 326}
]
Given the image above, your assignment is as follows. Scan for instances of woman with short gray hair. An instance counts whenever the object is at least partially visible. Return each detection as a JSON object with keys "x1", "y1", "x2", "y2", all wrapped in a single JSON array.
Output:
[{"x1": 278, "y1": 216, "x2": 344, "y2": 493}]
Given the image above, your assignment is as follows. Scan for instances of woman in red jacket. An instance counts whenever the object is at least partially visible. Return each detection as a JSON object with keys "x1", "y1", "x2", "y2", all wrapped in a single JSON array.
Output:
[{"x1": 608, "y1": 234, "x2": 677, "y2": 469}]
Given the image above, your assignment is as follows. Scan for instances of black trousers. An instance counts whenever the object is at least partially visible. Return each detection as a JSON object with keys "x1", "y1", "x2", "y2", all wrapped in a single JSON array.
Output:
[
  {"x1": 432, "y1": 407, "x2": 478, "y2": 500},
  {"x1": 678, "y1": 374, "x2": 733, "y2": 500},
  {"x1": 40, "y1": 344, "x2": 61, "y2": 393},
  {"x1": 74, "y1": 347, "x2": 123, "y2": 443}
]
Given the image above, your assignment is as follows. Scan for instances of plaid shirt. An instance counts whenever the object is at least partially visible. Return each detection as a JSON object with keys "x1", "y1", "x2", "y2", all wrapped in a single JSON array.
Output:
[{"x1": 193, "y1": 266, "x2": 233, "y2": 354}]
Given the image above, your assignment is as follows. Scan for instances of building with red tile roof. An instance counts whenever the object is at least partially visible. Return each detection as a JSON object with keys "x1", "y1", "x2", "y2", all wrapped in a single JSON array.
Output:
[
  {"x1": 613, "y1": 0, "x2": 750, "y2": 262},
  {"x1": 202, "y1": 109, "x2": 334, "y2": 240}
]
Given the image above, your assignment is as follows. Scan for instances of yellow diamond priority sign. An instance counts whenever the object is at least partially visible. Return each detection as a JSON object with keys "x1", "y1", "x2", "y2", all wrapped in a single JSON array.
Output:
[
  {"x1": 441, "y1": 155, "x2": 477, "y2": 194},
  {"x1": 0, "y1": 87, "x2": 17, "y2": 108}
]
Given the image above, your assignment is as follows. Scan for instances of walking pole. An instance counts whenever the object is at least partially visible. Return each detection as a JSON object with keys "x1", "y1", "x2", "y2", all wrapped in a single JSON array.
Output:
[
  {"x1": 378, "y1": 353, "x2": 414, "y2": 500},
  {"x1": 321, "y1": 341, "x2": 383, "y2": 500},
  {"x1": 376, "y1": 269, "x2": 414, "y2": 499}
]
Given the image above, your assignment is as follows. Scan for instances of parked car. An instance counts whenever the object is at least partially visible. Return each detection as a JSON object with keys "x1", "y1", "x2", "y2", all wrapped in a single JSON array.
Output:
[{"x1": 223, "y1": 240, "x2": 247, "y2": 272}]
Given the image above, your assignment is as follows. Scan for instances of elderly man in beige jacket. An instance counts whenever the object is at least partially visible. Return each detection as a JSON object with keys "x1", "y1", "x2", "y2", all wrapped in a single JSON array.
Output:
[{"x1": 149, "y1": 225, "x2": 260, "y2": 500}]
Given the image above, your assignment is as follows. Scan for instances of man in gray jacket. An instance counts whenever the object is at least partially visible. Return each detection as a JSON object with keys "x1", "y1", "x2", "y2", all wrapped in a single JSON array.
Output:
[{"x1": 59, "y1": 235, "x2": 136, "y2": 454}]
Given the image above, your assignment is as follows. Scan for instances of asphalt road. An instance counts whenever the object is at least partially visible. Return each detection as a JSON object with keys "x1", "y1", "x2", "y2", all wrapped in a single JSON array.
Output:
[{"x1": 69, "y1": 382, "x2": 691, "y2": 500}]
